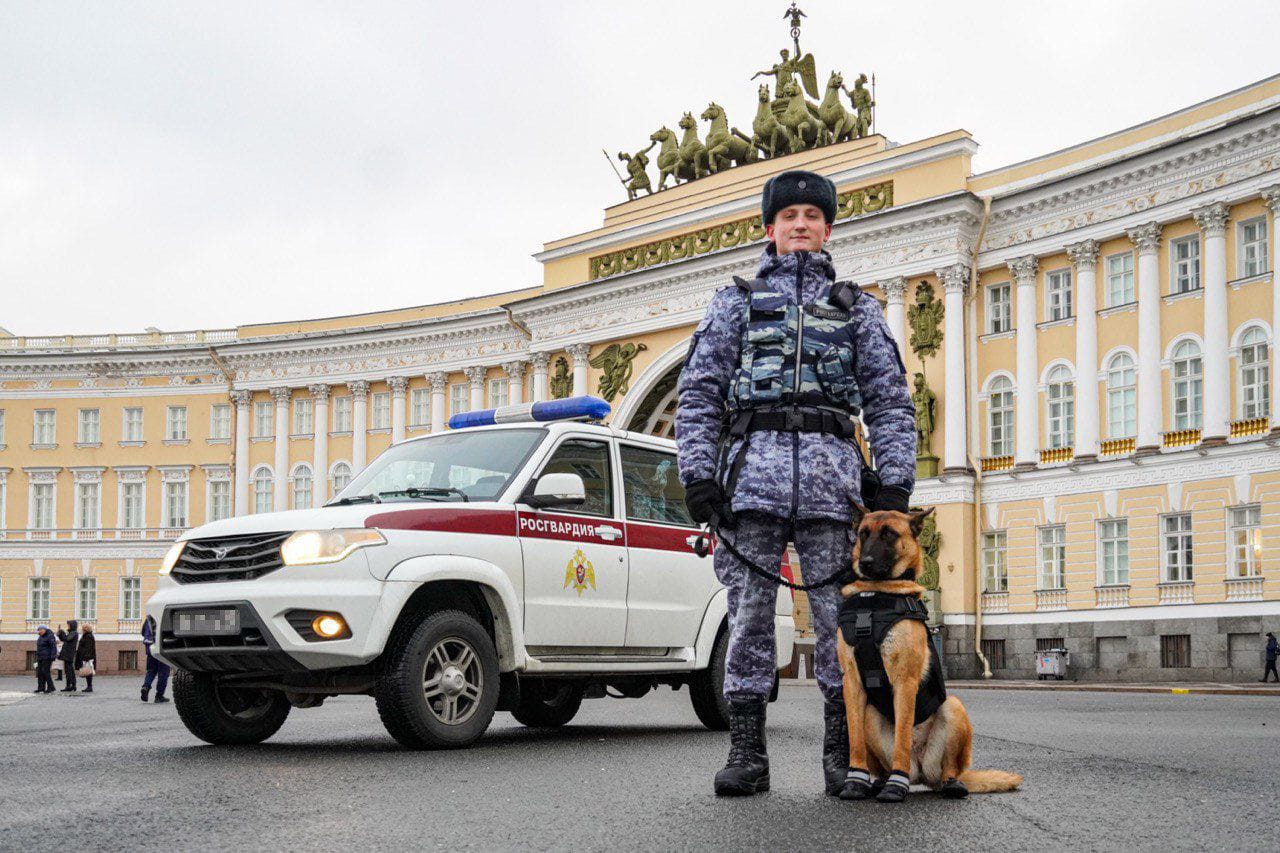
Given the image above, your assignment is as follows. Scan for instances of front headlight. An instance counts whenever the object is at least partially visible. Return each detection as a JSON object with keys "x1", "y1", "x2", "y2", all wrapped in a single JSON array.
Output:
[
  {"x1": 159, "y1": 542, "x2": 185, "y2": 576},
  {"x1": 280, "y1": 528, "x2": 386, "y2": 566}
]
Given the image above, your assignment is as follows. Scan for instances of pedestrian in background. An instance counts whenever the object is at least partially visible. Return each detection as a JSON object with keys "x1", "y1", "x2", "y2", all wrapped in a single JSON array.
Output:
[
  {"x1": 57, "y1": 620, "x2": 79, "y2": 693},
  {"x1": 1262, "y1": 632, "x2": 1279, "y2": 683},
  {"x1": 140, "y1": 614, "x2": 170, "y2": 704},
  {"x1": 76, "y1": 623, "x2": 97, "y2": 693},
  {"x1": 33, "y1": 625, "x2": 57, "y2": 694}
]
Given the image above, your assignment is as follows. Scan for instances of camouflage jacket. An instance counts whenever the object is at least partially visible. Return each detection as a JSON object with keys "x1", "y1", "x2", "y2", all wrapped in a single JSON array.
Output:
[{"x1": 675, "y1": 244, "x2": 916, "y2": 522}]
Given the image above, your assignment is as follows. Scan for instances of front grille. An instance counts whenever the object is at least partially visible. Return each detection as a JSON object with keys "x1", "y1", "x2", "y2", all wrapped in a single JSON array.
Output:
[
  {"x1": 171, "y1": 531, "x2": 291, "y2": 584},
  {"x1": 161, "y1": 603, "x2": 305, "y2": 674}
]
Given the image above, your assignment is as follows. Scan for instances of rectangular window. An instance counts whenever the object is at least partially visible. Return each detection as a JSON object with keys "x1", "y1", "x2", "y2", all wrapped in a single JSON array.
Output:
[
  {"x1": 1162, "y1": 512, "x2": 1194, "y2": 582},
  {"x1": 332, "y1": 396, "x2": 352, "y2": 432},
  {"x1": 163, "y1": 481, "x2": 188, "y2": 529},
  {"x1": 253, "y1": 401, "x2": 274, "y2": 438},
  {"x1": 1037, "y1": 525, "x2": 1066, "y2": 590},
  {"x1": 166, "y1": 406, "x2": 188, "y2": 440},
  {"x1": 1171, "y1": 235, "x2": 1200, "y2": 294},
  {"x1": 1106, "y1": 252, "x2": 1135, "y2": 306},
  {"x1": 209, "y1": 404, "x2": 231, "y2": 439},
  {"x1": 31, "y1": 483, "x2": 55, "y2": 529},
  {"x1": 1160, "y1": 635, "x2": 1190, "y2": 668},
  {"x1": 77, "y1": 408, "x2": 100, "y2": 444},
  {"x1": 1228, "y1": 504, "x2": 1262, "y2": 579},
  {"x1": 620, "y1": 444, "x2": 694, "y2": 526},
  {"x1": 208, "y1": 480, "x2": 232, "y2": 522},
  {"x1": 410, "y1": 388, "x2": 430, "y2": 426},
  {"x1": 75, "y1": 482, "x2": 100, "y2": 530},
  {"x1": 371, "y1": 392, "x2": 391, "y2": 430},
  {"x1": 122, "y1": 407, "x2": 144, "y2": 442},
  {"x1": 293, "y1": 398, "x2": 313, "y2": 435},
  {"x1": 120, "y1": 576, "x2": 142, "y2": 621},
  {"x1": 1046, "y1": 269, "x2": 1073, "y2": 321},
  {"x1": 1240, "y1": 337, "x2": 1270, "y2": 420},
  {"x1": 986, "y1": 283, "x2": 1011, "y2": 334},
  {"x1": 489, "y1": 378, "x2": 510, "y2": 409},
  {"x1": 1098, "y1": 519, "x2": 1129, "y2": 586},
  {"x1": 28, "y1": 577, "x2": 51, "y2": 621},
  {"x1": 121, "y1": 482, "x2": 145, "y2": 529},
  {"x1": 450, "y1": 383, "x2": 469, "y2": 415},
  {"x1": 1172, "y1": 350, "x2": 1203, "y2": 431},
  {"x1": 76, "y1": 577, "x2": 97, "y2": 621},
  {"x1": 1239, "y1": 217, "x2": 1268, "y2": 278},
  {"x1": 118, "y1": 650, "x2": 139, "y2": 671},
  {"x1": 980, "y1": 639, "x2": 1006, "y2": 670},
  {"x1": 982, "y1": 531, "x2": 1008, "y2": 592},
  {"x1": 1036, "y1": 637, "x2": 1065, "y2": 652},
  {"x1": 33, "y1": 409, "x2": 56, "y2": 445}
]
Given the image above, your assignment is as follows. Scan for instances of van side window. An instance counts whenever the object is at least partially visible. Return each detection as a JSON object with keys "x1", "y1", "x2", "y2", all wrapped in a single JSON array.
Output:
[
  {"x1": 620, "y1": 445, "x2": 693, "y2": 526},
  {"x1": 539, "y1": 438, "x2": 613, "y2": 517}
]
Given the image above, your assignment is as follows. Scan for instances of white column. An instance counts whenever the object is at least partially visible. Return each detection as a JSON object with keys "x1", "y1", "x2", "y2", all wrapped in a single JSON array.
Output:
[
  {"x1": 465, "y1": 366, "x2": 487, "y2": 411},
  {"x1": 880, "y1": 277, "x2": 908, "y2": 352},
  {"x1": 349, "y1": 380, "x2": 369, "y2": 473},
  {"x1": 309, "y1": 384, "x2": 330, "y2": 503},
  {"x1": 1264, "y1": 186, "x2": 1280, "y2": 432},
  {"x1": 1067, "y1": 240, "x2": 1100, "y2": 461},
  {"x1": 428, "y1": 372, "x2": 448, "y2": 432},
  {"x1": 1008, "y1": 255, "x2": 1040, "y2": 469},
  {"x1": 230, "y1": 390, "x2": 252, "y2": 516},
  {"x1": 568, "y1": 343, "x2": 592, "y2": 397},
  {"x1": 388, "y1": 376, "x2": 408, "y2": 443},
  {"x1": 270, "y1": 387, "x2": 291, "y2": 510},
  {"x1": 1193, "y1": 202, "x2": 1230, "y2": 444},
  {"x1": 530, "y1": 352, "x2": 550, "y2": 402},
  {"x1": 1128, "y1": 223, "x2": 1164, "y2": 453},
  {"x1": 503, "y1": 360, "x2": 528, "y2": 405},
  {"x1": 936, "y1": 264, "x2": 970, "y2": 472}
]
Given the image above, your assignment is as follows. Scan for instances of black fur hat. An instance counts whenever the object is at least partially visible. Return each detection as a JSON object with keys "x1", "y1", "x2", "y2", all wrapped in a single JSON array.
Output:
[{"x1": 761, "y1": 169, "x2": 837, "y2": 225}]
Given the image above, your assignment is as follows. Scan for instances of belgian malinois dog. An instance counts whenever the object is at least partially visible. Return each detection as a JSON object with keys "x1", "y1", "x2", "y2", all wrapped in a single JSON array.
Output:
[{"x1": 835, "y1": 503, "x2": 1022, "y2": 802}]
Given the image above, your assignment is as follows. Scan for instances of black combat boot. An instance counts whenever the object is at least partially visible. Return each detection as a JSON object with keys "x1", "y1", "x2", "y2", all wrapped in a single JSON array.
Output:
[
  {"x1": 822, "y1": 700, "x2": 849, "y2": 796},
  {"x1": 714, "y1": 698, "x2": 769, "y2": 796}
]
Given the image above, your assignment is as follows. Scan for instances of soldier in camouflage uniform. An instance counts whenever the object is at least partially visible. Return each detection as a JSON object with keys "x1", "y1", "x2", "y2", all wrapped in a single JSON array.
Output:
[{"x1": 676, "y1": 169, "x2": 916, "y2": 797}]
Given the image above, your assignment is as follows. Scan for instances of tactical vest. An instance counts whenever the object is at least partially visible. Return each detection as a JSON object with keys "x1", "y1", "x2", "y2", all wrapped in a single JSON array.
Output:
[
  {"x1": 837, "y1": 591, "x2": 947, "y2": 726},
  {"x1": 729, "y1": 275, "x2": 863, "y2": 416}
]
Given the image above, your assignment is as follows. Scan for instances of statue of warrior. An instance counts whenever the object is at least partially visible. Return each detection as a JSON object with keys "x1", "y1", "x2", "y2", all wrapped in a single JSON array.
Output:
[
  {"x1": 911, "y1": 372, "x2": 937, "y2": 456},
  {"x1": 618, "y1": 143, "x2": 655, "y2": 200},
  {"x1": 842, "y1": 73, "x2": 875, "y2": 138}
]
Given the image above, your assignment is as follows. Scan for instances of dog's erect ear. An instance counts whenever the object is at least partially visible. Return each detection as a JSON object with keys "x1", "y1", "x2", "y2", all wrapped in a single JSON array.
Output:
[
  {"x1": 850, "y1": 500, "x2": 869, "y2": 531},
  {"x1": 907, "y1": 506, "x2": 935, "y2": 538}
]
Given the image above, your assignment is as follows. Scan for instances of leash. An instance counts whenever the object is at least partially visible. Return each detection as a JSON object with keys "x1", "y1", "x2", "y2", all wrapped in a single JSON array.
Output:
[{"x1": 692, "y1": 513, "x2": 853, "y2": 592}]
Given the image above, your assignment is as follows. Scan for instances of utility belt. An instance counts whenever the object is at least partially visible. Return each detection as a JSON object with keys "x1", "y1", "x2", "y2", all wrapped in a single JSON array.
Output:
[{"x1": 725, "y1": 405, "x2": 861, "y2": 440}]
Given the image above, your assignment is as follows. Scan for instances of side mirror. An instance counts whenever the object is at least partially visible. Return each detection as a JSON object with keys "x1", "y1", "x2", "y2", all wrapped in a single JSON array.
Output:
[{"x1": 524, "y1": 473, "x2": 587, "y2": 509}]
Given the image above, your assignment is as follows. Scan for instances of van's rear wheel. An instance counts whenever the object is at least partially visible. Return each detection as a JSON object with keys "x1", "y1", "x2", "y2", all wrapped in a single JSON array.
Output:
[
  {"x1": 511, "y1": 679, "x2": 584, "y2": 728},
  {"x1": 172, "y1": 669, "x2": 291, "y2": 745},
  {"x1": 689, "y1": 627, "x2": 731, "y2": 730},
  {"x1": 376, "y1": 608, "x2": 499, "y2": 749}
]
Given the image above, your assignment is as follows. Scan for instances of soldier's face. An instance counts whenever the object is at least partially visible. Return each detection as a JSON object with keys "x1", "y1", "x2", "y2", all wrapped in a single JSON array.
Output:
[{"x1": 767, "y1": 204, "x2": 831, "y2": 254}]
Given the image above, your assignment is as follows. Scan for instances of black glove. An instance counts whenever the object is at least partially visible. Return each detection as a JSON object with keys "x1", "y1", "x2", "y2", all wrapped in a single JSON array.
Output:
[
  {"x1": 869, "y1": 484, "x2": 911, "y2": 514},
  {"x1": 684, "y1": 478, "x2": 732, "y2": 526}
]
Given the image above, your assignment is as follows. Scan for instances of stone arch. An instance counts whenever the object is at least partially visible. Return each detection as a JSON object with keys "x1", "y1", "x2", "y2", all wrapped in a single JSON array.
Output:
[{"x1": 613, "y1": 338, "x2": 691, "y2": 437}]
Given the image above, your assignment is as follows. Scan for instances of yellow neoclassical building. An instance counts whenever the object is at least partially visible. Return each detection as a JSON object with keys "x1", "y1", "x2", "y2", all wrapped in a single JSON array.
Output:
[{"x1": 2, "y1": 73, "x2": 1279, "y2": 680}]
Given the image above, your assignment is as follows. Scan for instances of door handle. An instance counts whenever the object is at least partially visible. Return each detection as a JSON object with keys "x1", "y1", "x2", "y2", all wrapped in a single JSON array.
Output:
[
  {"x1": 595, "y1": 525, "x2": 623, "y2": 541},
  {"x1": 685, "y1": 535, "x2": 702, "y2": 548}
]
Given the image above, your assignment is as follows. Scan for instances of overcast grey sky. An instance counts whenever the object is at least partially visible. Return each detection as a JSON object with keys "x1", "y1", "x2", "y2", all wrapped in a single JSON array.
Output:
[{"x1": 3, "y1": 0, "x2": 1278, "y2": 336}]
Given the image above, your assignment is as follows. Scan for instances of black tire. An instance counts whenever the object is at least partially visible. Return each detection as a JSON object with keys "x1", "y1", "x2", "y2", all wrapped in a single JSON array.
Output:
[
  {"x1": 172, "y1": 668, "x2": 291, "y2": 746},
  {"x1": 689, "y1": 625, "x2": 731, "y2": 730},
  {"x1": 511, "y1": 679, "x2": 585, "y2": 728},
  {"x1": 375, "y1": 608, "x2": 499, "y2": 749}
]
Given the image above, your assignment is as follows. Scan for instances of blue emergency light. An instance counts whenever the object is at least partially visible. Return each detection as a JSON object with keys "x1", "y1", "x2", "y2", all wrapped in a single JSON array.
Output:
[{"x1": 448, "y1": 395, "x2": 612, "y2": 430}]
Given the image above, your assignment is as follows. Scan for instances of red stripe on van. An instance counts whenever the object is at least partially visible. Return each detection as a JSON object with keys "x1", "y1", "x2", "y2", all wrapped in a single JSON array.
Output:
[
  {"x1": 364, "y1": 508, "x2": 518, "y2": 536},
  {"x1": 625, "y1": 520, "x2": 705, "y2": 554}
]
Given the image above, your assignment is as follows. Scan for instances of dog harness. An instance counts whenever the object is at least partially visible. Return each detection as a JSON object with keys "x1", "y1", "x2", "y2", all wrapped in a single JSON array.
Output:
[{"x1": 837, "y1": 590, "x2": 947, "y2": 726}]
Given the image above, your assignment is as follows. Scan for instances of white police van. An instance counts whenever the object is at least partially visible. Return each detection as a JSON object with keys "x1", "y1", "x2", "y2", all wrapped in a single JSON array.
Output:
[{"x1": 147, "y1": 396, "x2": 795, "y2": 748}]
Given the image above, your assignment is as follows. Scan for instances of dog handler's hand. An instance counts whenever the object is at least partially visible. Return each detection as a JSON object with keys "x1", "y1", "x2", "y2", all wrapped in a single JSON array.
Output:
[
  {"x1": 685, "y1": 478, "x2": 732, "y2": 526},
  {"x1": 869, "y1": 484, "x2": 911, "y2": 514}
]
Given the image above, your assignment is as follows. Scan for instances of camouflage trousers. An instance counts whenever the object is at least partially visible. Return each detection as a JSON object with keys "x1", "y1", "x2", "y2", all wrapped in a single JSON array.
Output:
[{"x1": 713, "y1": 511, "x2": 851, "y2": 703}]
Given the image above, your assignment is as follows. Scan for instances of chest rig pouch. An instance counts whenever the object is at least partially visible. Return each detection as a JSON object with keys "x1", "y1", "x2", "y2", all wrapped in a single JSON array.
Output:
[
  {"x1": 837, "y1": 591, "x2": 947, "y2": 726},
  {"x1": 730, "y1": 276, "x2": 863, "y2": 413}
]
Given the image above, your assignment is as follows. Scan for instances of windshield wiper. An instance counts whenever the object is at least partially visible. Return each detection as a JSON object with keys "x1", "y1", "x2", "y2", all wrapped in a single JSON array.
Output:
[
  {"x1": 375, "y1": 487, "x2": 470, "y2": 503},
  {"x1": 325, "y1": 494, "x2": 383, "y2": 507}
]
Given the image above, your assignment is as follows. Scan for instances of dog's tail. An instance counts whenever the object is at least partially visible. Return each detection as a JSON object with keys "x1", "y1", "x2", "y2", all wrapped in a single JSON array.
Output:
[{"x1": 958, "y1": 769, "x2": 1023, "y2": 793}]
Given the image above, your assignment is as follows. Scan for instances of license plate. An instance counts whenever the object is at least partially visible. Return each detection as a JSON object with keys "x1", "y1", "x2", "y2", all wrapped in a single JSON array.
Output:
[{"x1": 173, "y1": 608, "x2": 240, "y2": 636}]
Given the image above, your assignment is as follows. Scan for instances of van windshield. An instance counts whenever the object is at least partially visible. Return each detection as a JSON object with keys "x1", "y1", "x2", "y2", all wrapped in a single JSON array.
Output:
[{"x1": 329, "y1": 428, "x2": 544, "y2": 505}]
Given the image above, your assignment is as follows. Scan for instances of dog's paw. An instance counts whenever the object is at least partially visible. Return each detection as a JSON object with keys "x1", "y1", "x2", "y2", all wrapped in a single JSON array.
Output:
[
  {"x1": 875, "y1": 771, "x2": 910, "y2": 803},
  {"x1": 939, "y1": 778, "x2": 969, "y2": 799},
  {"x1": 838, "y1": 768, "x2": 873, "y2": 800}
]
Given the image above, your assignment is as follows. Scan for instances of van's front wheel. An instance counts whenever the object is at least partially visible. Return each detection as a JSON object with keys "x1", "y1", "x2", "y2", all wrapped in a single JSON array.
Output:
[{"x1": 172, "y1": 669, "x2": 291, "y2": 745}]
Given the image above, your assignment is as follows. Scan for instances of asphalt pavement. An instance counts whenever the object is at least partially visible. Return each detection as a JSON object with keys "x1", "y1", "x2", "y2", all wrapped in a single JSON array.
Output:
[{"x1": 1, "y1": 676, "x2": 1277, "y2": 851}]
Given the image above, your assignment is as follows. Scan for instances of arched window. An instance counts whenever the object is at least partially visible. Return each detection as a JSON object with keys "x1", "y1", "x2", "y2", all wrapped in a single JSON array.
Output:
[
  {"x1": 1239, "y1": 327, "x2": 1270, "y2": 420},
  {"x1": 1106, "y1": 353, "x2": 1136, "y2": 438},
  {"x1": 291, "y1": 464, "x2": 313, "y2": 510},
  {"x1": 252, "y1": 466, "x2": 273, "y2": 514},
  {"x1": 988, "y1": 376, "x2": 1014, "y2": 456},
  {"x1": 1046, "y1": 365, "x2": 1074, "y2": 449},
  {"x1": 332, "y1": 462, "x2": 353, "y2": 494},
  {"x1": 1171, "y1": 340, "x2": 1203, "y2": 430}
]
